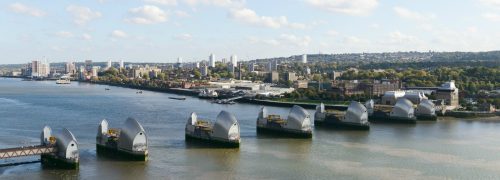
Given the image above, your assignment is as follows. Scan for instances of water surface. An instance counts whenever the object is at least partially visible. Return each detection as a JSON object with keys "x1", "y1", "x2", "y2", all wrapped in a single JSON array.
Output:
[{"x1": 0, "y1": 78, "x2": 500, "y2": 179}]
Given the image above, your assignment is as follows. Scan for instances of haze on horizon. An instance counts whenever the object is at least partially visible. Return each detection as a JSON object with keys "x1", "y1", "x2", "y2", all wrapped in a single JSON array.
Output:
[{"x1": 1, "y1": 0, "x2": 500, "y2": 64}]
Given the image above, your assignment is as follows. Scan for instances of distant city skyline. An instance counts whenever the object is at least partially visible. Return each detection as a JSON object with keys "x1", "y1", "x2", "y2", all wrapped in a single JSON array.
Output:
[{"x1": 1, "y1": 0, "x2": 500, "y2": 64}]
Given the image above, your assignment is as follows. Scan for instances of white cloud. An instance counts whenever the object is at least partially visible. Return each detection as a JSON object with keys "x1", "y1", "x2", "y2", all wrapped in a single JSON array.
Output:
[
  {"x1": 173, "y1": 33, "x2": 193, "y2": 40},
  {"x1": 183, "y1": 0, "x2": 245, "y2": 8},
  {"x1": 248, "y1": 34, "x2": 312, "y2": 47},
  {"x1": 174, "y1": 10, "x2": 190, "y2": 17},
  {"x1": 8, "y1": 3, "x2": 46, "y2": 17},
  {"x1": 386, "y1": 31, "x2": 419, "y2": 44},
  {"x1": 279, "y1": 34, "x2": 312, "y2": 47},
  {"x1": 111, "y1": 30, "x2": 128, "y2": 38},
  {"x1": 125, "y1": 5, "x2": 168, "y2": 24},
  {"x1": 480, "y1": 0, "x2": 500, "y2": 9},
  {"x1": 393, "y1": 6, "x2": 435, "y2": 22},
  {"x1": 326, "y1": 30, "x2": 339, "y2": 37},
  {"x1": 229, "y1": 8, "x2": 305, "y2": 29},
  {"x1": 306, "y1": 0, "x2": 378, "y2": 16},
  {"x1": 482, "y1": 13, "x2": 500, "y2": 21},
  {"x1": 55, "y1": 31, "x2": 74, "y2": 38},
  {"x1": 145, "y1": 0, "x2": 178, "y2": 6},
  {"x1": 82, "y1": 33, "x2": 92, "y2": 40},
  {"x1": 343, "y1": 36, "x2": 369, "y2": 44},
  {"x1": 66, "y1": 5, "x2": 102, "y2": 25}
]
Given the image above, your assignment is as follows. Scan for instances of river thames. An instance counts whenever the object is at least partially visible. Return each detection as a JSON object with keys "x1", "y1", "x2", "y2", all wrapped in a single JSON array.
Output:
[{"x1": 1, "y1": 78, "x2": 500, "y2": 179}]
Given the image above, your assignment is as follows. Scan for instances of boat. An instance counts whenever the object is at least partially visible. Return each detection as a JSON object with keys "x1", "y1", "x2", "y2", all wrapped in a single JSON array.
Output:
[
  {"x1": 96, "y1": 118, "x2": 148, "y2": 161},
  {"x1": 366, "y1": 98, "x2": 417, "y2": 124},
  {"x1": 198, "y1": 89, "x2": 218, "y2": 99},
  {"x1": 415, "y1": 99, "x2": 438, "y2": 120},
  {"x1": 315, "y1": 102, "x2": 370, "y2": 130},
  {"x1": 256, "y1": 105, "x2": 312, "y2": 138},
  {"x1": 169, "y1": 97, "x2": 186, "y2": 100},
  {"x1": 185, "y1": 111, "x2": 240, "y2": 148},
  {"x1": 56, "y1": 77, "x2": 71, "y2": 84},
  {"x1": 105, "y1": 88, "x2": 110, "y2": 91},
  {"x1": 136, "y1": 90, "x2": 143, "y2": 94}
]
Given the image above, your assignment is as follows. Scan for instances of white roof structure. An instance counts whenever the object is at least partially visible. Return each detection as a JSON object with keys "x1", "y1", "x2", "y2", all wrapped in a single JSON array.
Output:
[
  {"x1": 118, "y1": 118, "x2": 147, "y2": 152},
  {"x1": 187, "y1": 112, "x2": 198, "y2": 125},
  {"x1": 41, "y1": 125, "x2": 52, "y2": 145},
  {"x1": 365, "y1": 99, "x2": 374, "y2": 115},
  {"x1": 314, "y1": 103, "x2": 326, "y2": 122},
  {"x1": 403, "y1": 92, "x2": 427, "y2": 104},
  {"x1": 344, "y1": 101, "x2": 369, "y2": 124},
  {"x1": 416, "y1": 99, "x2": 436, "y2": 116},
  {"x1": 212, "y1": 111, "x2": 240, "y2": 141},
  {"x1": 439, "y1": 80, "x2": 457, "y2": 90},
  {"x1": 390, "y1": 98, "x2": 415, "y2": 118},
  {"x1": 54, "y1": 128, "x2": 79, "y2": 160},
  {"x1": 285, "y1": 105, "x2": 312, "y2": 131}
]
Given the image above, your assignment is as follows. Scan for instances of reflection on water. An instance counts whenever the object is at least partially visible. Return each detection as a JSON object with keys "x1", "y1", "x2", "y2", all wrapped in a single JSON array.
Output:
[{"x1": 0, "y1": 78, "x2": 500, "y2": 179}]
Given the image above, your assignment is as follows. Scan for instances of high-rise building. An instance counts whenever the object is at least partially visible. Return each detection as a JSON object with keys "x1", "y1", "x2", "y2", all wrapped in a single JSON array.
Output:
[
  {"x1": 200, "y1": 65, "x2": 208, "y2": 77},
  {"x1": 248, "y1": 63, "x2": 255, "y2": 72},
  {"x1": 268, "y1": 71, "x2": 279, "y2": 83},
  {"x1": 85, "y1": 60, "x2": 93, "y2": 72},
  {"x1": 302, "y1": 54, "x2": 307, "y2": 63},
  {"x1": 91, "y1": 66, "x2": 99, "y2": 77},
  {"x1": 221, "y1": 58, "x2": 227, "y2": 64},
  {"x1": 65, "y1": 62, "x2": 76, "y2": 75},
  {"x1": 119, "y1": 60, "x2": 124, "y2": 69},
  {"x1": 107, "y1": 59, "x2": 112, "y2": 69},
  {"x1": 286, "y1": 72, "x2": 297, "y2": 82},
  {"x1": 31, "y1": 60, "x2": 50, "y2": 77},
  {"x1": 230, "y1": 55, "x2": 238, "y2": 67},
  {"x1": 209, "y1": 53, "x2": 215, "y2": 67}
]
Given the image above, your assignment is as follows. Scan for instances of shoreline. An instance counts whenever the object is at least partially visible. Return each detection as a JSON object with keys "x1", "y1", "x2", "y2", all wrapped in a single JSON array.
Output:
[{"x1": 2, "y1": 77, "x2": 498, "y2": 118}]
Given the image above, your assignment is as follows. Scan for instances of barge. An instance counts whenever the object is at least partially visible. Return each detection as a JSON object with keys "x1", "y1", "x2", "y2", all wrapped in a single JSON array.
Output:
[
  {"x1": 315, "y1": 101, "x2": 370, "y2": 130},
  {"x1": 257, "y1": 105, "x2": 312, "y2": 138},
  {"x1": 96, "y1": 118, "x2": 148, "y2": 161},
  {"x1": 185, "y1": 111, "x2": 240, "y2": 148}
]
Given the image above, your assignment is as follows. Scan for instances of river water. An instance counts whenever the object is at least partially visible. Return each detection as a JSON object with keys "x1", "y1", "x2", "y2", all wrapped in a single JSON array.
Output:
[{"x1": 0, "y1": 78, "x2": 500, "y2": 179}]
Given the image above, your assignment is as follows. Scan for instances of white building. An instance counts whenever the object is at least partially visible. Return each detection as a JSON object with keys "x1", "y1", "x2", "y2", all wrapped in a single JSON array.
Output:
[
  {"x1": 107, "y1": 59, "x2": 112, "y2": 69},
  {"x1": 65, "y1": 62, "x2": 76, "y2": 75},
  {"x1": 119, "y1": 60, "x2": 124, "y2": 69},
  {"x1": 92, "y1": 66, "x2": 99, "y2": 77},
  {"x1": 230, "y1": 55, "x2": 238, "y2": 67},
  {"x1": 31, "y1": 60, "x2": 50, "y2": 77},
  {"x1": 209, "y1": 53, "x2": 216, "y2": 67},
  {"x1": 302, "y1": 54, "x2": 307, "y2": 63}
]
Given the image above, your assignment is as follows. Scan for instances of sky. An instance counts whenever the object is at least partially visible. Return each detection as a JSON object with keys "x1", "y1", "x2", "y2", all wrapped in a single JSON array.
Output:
[{"x1": 1, "y1": 0, "x2": 500, "y2": 64}]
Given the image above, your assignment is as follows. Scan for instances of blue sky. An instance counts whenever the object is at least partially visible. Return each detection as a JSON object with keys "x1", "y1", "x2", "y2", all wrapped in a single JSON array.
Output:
[{"x1": 1, "y1": 0, "x2": 500, "y2": 64}]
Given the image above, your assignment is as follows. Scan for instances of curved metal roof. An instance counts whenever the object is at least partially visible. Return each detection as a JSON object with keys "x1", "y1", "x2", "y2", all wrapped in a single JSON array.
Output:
[
  {"x1": 345, "y1": 101, "x2": 368, "y2": 124},
  {"x1": 416, "y1": 99, "x2": 436, "y2": 115},
  {"x1": 118, "y1": 118, "x2": 147, "y2": 151},
  {"x1": 391, "y1": 98, "x2": 415, "y2": 118},
  {"x1": 54, "y1": 128, "x2": 78, "y2": 159},
  {"x1": 285, "y1": 105, "x2": 312, "y2": 131},
  {"x1": 212, "y1": 111, "x2": 240, "y2": 140}
]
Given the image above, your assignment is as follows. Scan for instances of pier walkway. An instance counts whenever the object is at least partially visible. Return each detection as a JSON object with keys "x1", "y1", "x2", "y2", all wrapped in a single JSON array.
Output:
[{"x1": 0, "y1": 145, "x2": 57, "y2": 159}]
